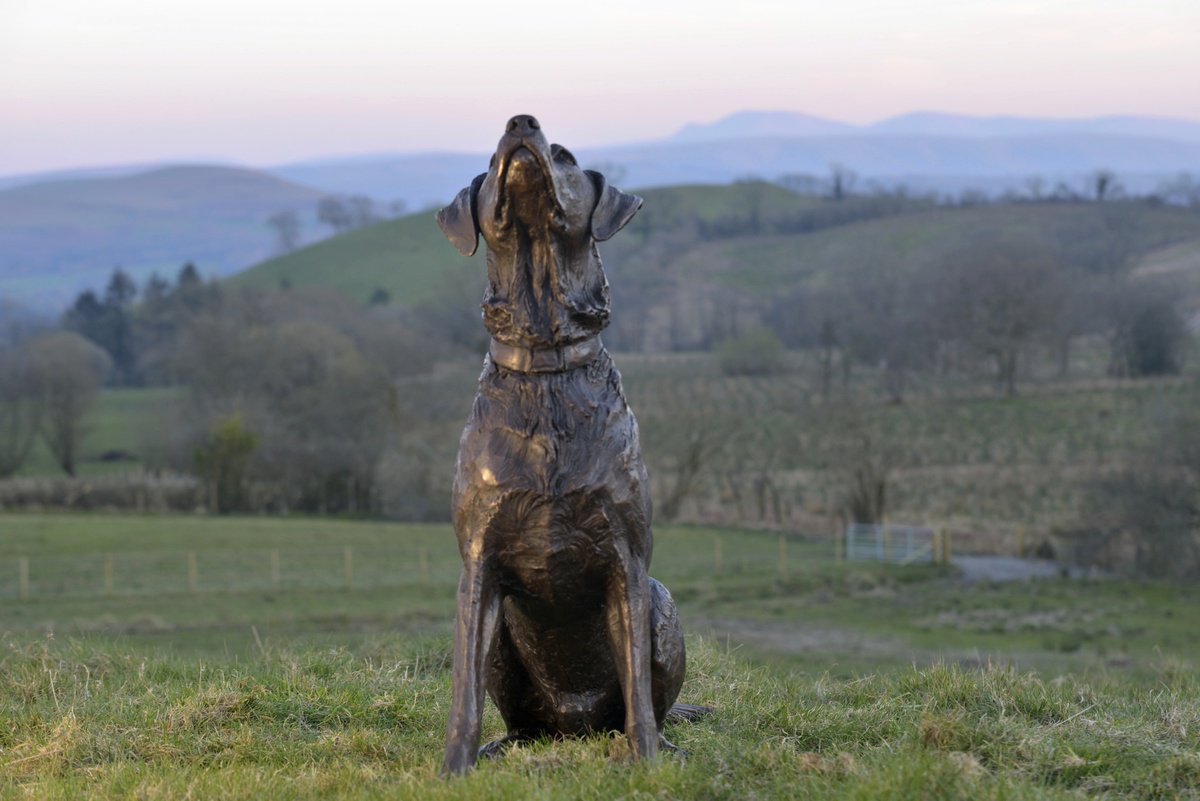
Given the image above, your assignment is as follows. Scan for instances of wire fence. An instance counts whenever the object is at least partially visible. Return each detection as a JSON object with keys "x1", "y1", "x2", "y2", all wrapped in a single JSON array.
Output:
[
  {"x1": 0, "y1": 545, "x2": 457, "y2": 602},
  {"x1": 843, "y1": 522, "x2": 949, "y2": 564},
  {"x1": 0, "y1": 530, "x2": 832, "y2": 603},
  {"x1": 0, "y1": 523, "x2": 961, "y2": 604}
]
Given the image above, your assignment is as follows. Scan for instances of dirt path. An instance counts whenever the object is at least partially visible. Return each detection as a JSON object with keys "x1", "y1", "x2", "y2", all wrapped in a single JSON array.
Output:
[{"x1": 952, "y1": 556, "x2": 1085, "y2": 582}]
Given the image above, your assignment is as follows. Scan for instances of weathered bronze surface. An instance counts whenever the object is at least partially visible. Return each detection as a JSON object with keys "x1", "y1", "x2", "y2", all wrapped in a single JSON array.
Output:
[{"x1": 436, "y1": 115, "x2": 695, "y2": 775}]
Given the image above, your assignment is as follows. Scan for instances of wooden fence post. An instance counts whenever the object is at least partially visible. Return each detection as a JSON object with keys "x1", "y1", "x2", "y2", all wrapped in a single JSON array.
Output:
[
  {"x1": 343, "y1": 546, "x2": 354, "y2": 591},
  {"x1": 419, "y1": 548, "x2": 430, "y2": 586},
  {"x1": 18, "y1": 557, "x2": 29, "y2": 601},
  {"x1": 187, "y1": 552, "x2": 198, "y2": 593},
  {"x1": 270, "y1": 549, "x2": 281, "y2": 591}
]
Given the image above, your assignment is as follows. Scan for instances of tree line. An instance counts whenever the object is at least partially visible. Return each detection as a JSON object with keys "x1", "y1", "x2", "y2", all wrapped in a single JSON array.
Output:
[{"x1": 0, "y1": 264, "x2": 453, "y2": 517}]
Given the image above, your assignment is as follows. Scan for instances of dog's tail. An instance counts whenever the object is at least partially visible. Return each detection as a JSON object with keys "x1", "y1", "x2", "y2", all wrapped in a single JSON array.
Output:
[{"x1": 666, "y1": 702, "x2": 714, "y2": 723}]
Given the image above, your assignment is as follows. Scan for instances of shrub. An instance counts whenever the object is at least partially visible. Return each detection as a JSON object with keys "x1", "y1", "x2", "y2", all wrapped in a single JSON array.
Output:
[{"x1": 716, "y1": 328, "x2": 786, "y2": 376}]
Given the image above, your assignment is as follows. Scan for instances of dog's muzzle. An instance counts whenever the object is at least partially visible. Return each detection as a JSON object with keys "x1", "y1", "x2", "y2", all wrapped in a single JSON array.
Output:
[{"x1": 489, "y1": 336, "x2": 602, "y2": 373}]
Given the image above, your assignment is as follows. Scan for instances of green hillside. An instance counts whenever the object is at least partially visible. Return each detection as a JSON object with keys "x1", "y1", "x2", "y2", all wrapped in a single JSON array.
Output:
[
  {"x1": 232, "y1": 183, "x2": 824, "y2": 304},
  {"x1": 230, "y1": 204, "x2": 475, "y2": 305},
  {"x1": 678, "y1": 203, "x2": 1200, "y2": 295},
  {"x1": 232, "y1": 184, "x2": 1200, "y2": 321}
]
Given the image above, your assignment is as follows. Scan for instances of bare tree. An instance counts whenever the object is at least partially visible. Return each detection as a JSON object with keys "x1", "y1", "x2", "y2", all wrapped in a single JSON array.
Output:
[
  {"x1": 1079, "y1": 400, "x2": 1200, "y2": 578},
  {"x1": 267, "y1": 210, "x2": 302, "y2": 253},
  {"x1": 1156, "y1": 172, "x2": 1200, "y2": 208},
  {"x1": 317, "y1": 197, "x2": 353, "y2": 233},
  {"x1": 1023, "y1": 175, "x2": 1046, "y2": 201},
  {"x1": 933, "y1": 246, "x2": 1061, "y2": 396},
  {"x1": 657, "y1": 426, "x2": 724, "y2": 522},
  {"x1": 0, "y1": 344, "x2": 42, "y2": 477},
  {"x1": 818, "y1": 402, "x2": 901, "y2": 525},
  {"x1": 29, "y1": 331, "x2": 112, "y2": 476},
  {"x1": 1090, "y1": 169, "x2": 1121, "y2": 202},
  {"x1": 828, "y1": 163, "x2": 858, "y2": 201},
  {"x1": 347, "y1": 195, "x2": 377, "y2": 228}
]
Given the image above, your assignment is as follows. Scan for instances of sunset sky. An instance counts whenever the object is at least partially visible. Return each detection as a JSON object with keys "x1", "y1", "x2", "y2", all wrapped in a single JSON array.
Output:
[{"x1": 2, "y1": 0, "x2": 1198, "y2": 174}]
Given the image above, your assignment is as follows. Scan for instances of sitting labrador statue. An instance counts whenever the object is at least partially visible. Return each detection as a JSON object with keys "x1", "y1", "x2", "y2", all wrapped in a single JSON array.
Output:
[{"x1": 435, "y1": 115, "x2": 704, "y2": 776}]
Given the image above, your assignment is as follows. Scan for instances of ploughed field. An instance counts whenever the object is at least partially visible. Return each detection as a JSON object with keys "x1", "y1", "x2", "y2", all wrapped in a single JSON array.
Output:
[{"x1": 2, "y1": 514, "x2": 1199, "y2": 799}]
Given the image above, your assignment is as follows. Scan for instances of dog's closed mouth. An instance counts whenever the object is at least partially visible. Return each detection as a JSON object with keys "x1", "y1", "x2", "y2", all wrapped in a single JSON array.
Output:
[{"x1": 496, "y1": 145, "x2": 563, "y2": 225}]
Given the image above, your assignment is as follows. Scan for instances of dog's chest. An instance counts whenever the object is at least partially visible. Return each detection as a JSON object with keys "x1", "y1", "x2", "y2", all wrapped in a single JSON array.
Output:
[
  {"x1": 454, "y1": 358, "x2": 651, "y2": 608},
  {"x1": 489, "y1": 501, "x2": 615, "y2": 608}
]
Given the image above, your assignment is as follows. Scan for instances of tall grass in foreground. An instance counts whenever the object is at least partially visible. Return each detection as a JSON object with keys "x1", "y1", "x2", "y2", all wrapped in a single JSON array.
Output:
[{"x1": 2, "y1": 636, "x2": 1197, "y2": 800}]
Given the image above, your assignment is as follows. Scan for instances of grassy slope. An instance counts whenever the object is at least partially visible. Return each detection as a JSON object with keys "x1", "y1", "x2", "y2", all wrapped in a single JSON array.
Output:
[
  {"x1": 229, "y1": 207, "x2": 475, "y2": 305},
  {"x1": 677, "y1": 203, "x2": 1200, "y2": 295},
  {"x1": 232, "y1": 187, "x2": 1200, "y2": 310},
  {"x1": 230, "y1": 183, "x2": 823, "y2": 305},
  {"x1": 1, "y1": 514, "x2": 1199, "y2": 799}
]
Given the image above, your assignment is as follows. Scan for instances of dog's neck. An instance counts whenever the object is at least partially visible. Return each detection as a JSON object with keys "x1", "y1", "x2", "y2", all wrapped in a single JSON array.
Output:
[{"x1": 481, "y1": 228, "x2": 611, "y2": 349}]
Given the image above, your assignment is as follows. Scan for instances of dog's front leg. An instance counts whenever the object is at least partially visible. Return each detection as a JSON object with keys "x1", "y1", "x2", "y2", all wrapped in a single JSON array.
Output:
[
  {"x1": 441, "y1": 556, "x2": 500, "y2": 776},
  {"x1": 606, "y1": 543, "x2": 658, "y2": 761}
]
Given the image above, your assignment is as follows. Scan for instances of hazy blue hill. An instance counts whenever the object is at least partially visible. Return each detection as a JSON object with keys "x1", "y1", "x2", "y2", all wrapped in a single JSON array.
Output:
[
  {"x1": 671, "y1": 110, "x2": 855, "y2": 141},
  {"x1": 256, "y1": 112, "x2": 1200, "y2": 207},
  {"x1": 869, "y1": 111, "x2": 1200, "y2": 141},
  {"x1": 0, "y1": 163, "x2": 170, "y2": 191},
  {"x1": 595, "y1": 133, "x2": 1200, "y2": 187},
  {"x1": 273, "y1": 152, "x2": 486, "y2": 206},
  {"x1": 0, "y1": 165, "x2": 326, "y2": 309}
]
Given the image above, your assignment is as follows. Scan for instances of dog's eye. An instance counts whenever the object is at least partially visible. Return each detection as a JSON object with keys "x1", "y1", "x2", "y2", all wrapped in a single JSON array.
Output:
[{"x1": 551, "y1": 145, "x2": 578, "y2": 166}]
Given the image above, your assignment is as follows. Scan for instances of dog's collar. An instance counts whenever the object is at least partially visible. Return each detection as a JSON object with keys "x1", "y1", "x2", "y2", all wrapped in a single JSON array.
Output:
[{"x1": 489, "y1": 336, "x2": 602, "y2": 374}]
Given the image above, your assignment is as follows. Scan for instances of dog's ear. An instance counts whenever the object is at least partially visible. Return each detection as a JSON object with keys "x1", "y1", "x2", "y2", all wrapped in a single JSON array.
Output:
[
  {"x1": 587, "y1": 170, "x2": 642, "y2": 242},
  {"x1": 436, "y1": 173, "x2": 486, "y2": 256}
]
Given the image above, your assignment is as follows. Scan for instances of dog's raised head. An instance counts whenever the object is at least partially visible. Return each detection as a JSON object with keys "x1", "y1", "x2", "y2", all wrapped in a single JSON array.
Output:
[{"x1": 436, "y1": 114, "x2": 641, "y2": 257}]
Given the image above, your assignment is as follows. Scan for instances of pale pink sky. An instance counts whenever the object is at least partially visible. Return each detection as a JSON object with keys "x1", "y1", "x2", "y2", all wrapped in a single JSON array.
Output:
[{"x1": 2, "y1": 0, "x2": 1198, "y2": 174}]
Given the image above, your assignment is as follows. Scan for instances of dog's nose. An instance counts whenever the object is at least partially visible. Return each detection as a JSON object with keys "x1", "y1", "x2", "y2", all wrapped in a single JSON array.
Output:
[{"x1": 507, "y1": 115, "x2": 541, "y2": 135}]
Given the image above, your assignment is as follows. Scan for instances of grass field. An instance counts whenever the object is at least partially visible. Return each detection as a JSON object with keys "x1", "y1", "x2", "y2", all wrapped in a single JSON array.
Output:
[
  {"x1": 2, "y1": 513, "x2": 1198, "y2": 799},
  {"x1": 18, "y1": 388, "x2": 181, "y2": 478}
]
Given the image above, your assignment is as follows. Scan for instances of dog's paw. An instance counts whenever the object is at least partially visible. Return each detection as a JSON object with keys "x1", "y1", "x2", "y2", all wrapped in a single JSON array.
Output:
[
  {"x1": 659, "y1": 734, "x2": 687, "y2": 762},
  {"x1": 477, "y1": 733, "x2": 529, "y2": 760}
]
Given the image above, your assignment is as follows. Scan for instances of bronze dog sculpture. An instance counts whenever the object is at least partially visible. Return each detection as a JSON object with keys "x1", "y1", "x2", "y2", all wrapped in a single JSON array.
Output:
[{"x1": 435, "y1": 115, "x2": 696, "y2": 775}]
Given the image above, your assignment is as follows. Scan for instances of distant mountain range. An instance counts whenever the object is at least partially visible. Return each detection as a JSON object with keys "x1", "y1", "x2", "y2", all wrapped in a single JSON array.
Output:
[
  {"x1": 261, "y1": 111, "x2": 1200, "y2": 206},
  {"x1": 673, "y1": 110, "x2": 1200, "y2": 142},
  {"x1": 2, "y1": 110, "x2": 1199, "y2": 311}
]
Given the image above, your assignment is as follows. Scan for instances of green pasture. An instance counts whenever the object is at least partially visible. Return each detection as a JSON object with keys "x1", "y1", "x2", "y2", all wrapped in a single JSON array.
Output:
[
  {"x1": 19, "y1": 387, "x2": 181, "y2": 478},
  {"x1": 2, "y1": 513, "x2": 1199, "y2": 799},
  {"x1": 2, "y1": 514, "x2": 1198, "y2": 676}
]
